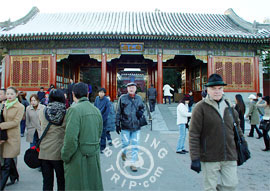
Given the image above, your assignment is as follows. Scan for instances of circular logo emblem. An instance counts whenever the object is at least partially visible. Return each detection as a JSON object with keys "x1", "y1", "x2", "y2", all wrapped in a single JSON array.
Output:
[{"x1": 115, "y1": 145, "x2": 154, "y2": 180}]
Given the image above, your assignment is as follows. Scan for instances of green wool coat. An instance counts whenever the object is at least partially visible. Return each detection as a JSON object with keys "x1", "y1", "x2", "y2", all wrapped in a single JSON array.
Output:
[{"x1": 61, "y1": 97, "x2": 103, "y2": 191}]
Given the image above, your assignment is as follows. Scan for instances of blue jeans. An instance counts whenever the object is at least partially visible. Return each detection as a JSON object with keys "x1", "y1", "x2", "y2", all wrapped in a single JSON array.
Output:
[
  {"x1": 176, "y1": 124, "x2": 186, "y2": 152},
  {"x1": 20, "y1": 120, "x2": 26, "y2": 135},
  {"x1": 121, "y1": 130, "x2": 140, "y2": 163},
  {"x1": 164, "y1": 96, "x2": 171, "y2": 104}
]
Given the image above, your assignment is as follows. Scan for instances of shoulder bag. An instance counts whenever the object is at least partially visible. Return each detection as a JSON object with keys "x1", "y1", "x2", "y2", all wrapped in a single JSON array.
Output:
[
  {"x1": 225, "y1": 100, "x2": 251, "y2": 166},
  {"x1": 0, "y1": 104, "x2": 7, "y2": 141},
  {"x1": 24, "y1": 122, "x2": 52, "y2": 168},
  {"x1": 259, "y1": 120, "x2": 270, "y2": 131},
  {"x1": 130, "y1": 98, "x2": 148, "y2": 127}
]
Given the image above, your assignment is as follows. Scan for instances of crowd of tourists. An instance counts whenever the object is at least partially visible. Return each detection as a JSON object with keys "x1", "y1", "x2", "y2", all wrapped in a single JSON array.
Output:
[{"x1": 0, "y1": 73, "x2": 269, "y2": 191}]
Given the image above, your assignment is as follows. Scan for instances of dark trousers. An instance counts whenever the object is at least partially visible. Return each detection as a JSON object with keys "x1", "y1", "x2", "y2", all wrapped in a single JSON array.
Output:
[
  {"x1": 41, "y1": 160, "x2": 65, "y2": 191},
  {"x1": 100, "y1": 128, "x2": 107, "y2": 151},
  {"x1": 20, "y1": 120, "x2": 26, "y2": 135},
  {"x1": 0, "y1": 158, "x2": 19, "y2": 191},
  {"x1": 262, "y1": 129, "x2": 270, "y2": 150},
  {"x1": 30, "y1": 130, "x2": 39, "y2": 147},
  {"x1": 106, "y1": 131, "x2": 112, "y2": 141},
  {"x1": 249, "y1": 125, "x2": 263, "y2": 137},
  {"x1": 149, "y1": 99, "x2": 156, "y2": 112},
  {"x1": 164, "y1": 96, "x2": 171, "y2": 104}
]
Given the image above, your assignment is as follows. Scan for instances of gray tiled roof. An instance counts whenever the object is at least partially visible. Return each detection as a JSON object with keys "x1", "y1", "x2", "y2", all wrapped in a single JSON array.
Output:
[{"x1": 0, "y1": 10, "x2": 270, "y2": 42}]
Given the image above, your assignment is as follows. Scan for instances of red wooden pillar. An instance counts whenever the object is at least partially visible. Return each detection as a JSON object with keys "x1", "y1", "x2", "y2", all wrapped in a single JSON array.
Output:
[
  {"x1": 157, "y1": 53, "x2": 163, "y2": 104},
  {"x1": 109, "y1": 65, "x2": 112, "y2": 99},
  {"x1": 101, "y1": 53, "x2": 107, "y2": 90},
  {"x1": 207, "y1": 55, "x2": 213, "y2": 77},
  {"x1": 4, "y1": 55, "x2": 10, "y2": 88}
]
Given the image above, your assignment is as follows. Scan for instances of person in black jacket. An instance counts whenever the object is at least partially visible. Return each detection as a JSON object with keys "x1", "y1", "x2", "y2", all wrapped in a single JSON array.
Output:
[
  {"x1": 235, "y1": 94, "x2": 246, "y2": 134},
  {"x1": 37, "y1": 87, "x2": 45, "y2": 101},
  {"x1": 147, "y1": 84, "x2": 157, "y2": 112},
  {"x1": 67, "y1": 79, "x2": 74, "y2": 105},
  {"x1": 116, "y1": 82, "x2": 145, "y2": 172},
  {"x1": 188, "y1": 90, "x2": 194, "y2": 112}
]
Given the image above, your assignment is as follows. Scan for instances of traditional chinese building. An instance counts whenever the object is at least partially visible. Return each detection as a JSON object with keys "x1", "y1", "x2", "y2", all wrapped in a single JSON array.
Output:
[{"x1": 0, "y1": 7, "x2": 269, "y2": 103}]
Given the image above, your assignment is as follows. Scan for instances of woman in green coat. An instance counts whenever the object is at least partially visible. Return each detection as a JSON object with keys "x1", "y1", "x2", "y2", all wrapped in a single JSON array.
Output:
[
  {"x1": 246, "y1": 94, "x2": 263, "y2": 138},
  {"x1": 61, "y1": 82, "x2": 103, "y2": 191}
]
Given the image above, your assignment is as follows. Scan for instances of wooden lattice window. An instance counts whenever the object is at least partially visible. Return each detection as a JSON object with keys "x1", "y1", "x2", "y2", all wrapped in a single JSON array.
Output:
[
  {"x1": 12, "y1": 61, "x2": 20, "y2": 84},
  {"x1": 215, "y1": 62, "x2": 223, "y2": 78},
  {"x1": 235, "y1": 62, "x2": 242, "y2": 84},
  {"x1": 225, "y1": 62, "x2": 233, "y2": 85},
  {"x1": 213, "y1": 56, "x2": 255, "y2": 91},
  {"x1": 244, "y1": 63, "x2": 251, "y2": 84},
  {"x1": 10, "y1": 56, "x2": 51, "y2": 89}
]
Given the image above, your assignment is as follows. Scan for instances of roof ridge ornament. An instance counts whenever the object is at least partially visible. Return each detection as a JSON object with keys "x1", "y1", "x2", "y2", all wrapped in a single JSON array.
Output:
[
  {"x1": 224, "y1": 8, "x2": 257, "y2": 33},
  {"x1": 0, "y1": 6, "x2": 39, "y2": 31}
]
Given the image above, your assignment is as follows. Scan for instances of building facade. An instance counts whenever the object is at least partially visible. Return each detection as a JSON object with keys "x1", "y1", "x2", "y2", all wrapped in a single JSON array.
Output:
[{"x1": 0, "y1": 7, "x2": 269, "y2": 103}]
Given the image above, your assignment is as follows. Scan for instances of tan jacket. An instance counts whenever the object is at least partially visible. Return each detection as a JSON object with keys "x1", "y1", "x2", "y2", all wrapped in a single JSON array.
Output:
[
  {"x1": 38, "y1": 107, "x2": 66, "y2": 160},
  {"x1": 0, "y1": 101, "x2": 24, "y2": 158},
  {"x1": 25, "y1": 104, "x2": 45, "y2": 143}
]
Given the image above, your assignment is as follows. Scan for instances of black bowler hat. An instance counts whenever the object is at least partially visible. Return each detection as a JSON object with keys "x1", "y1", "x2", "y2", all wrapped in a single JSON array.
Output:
[
  {"x1": 205, "y1": 74, "x2": 227, "y2": 87},
  {"x1": 126, "y1": 82, "x2": 137, "y2": 87}
]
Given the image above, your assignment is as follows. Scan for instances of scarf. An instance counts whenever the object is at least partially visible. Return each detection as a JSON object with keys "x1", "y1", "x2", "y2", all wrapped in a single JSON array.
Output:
[
  {"x1": 44, "y1": 102, "x2": 66, "y2": 126},
  {"x1": 6, "y1": 98, "x2": 18, "y2": 110}
]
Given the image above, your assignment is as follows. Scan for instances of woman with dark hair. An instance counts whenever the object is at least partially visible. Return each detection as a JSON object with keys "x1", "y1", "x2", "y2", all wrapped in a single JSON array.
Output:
[
  {"x1": 38, "y1": 89, "x2": 66, "y2": 191},
  {"x1": 25, "y1": 94, "x2": 45, "y2": 147},
  {"x1": 0, "y1": 87, "x2": 24, "y2": 190},
  {"x1": 235, "y1": 94, "x2": 246, "y2": 134},
  {"x1": 257, "y1": 96, "x2": 270, "y2": 151},
  {"x1": 176, "y1": 95, "x2": 192, "y2": 154}
]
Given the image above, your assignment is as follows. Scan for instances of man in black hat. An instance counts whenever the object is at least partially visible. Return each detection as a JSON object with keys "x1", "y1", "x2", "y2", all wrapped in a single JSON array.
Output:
[
  {"x1": 116, "y1": 82, "x2": 145, "y2": 172},
  {"x1": 94, "y1": 88, "x2": 111, "y2": 153},
  {"x1": 189, "y1": 73, "x2": 248, "y2": 191}
]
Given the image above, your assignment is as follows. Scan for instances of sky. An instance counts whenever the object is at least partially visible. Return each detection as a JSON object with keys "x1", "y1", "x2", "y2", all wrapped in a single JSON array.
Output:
[{"x1": 0, "y1": 0, "x2": 269, "y2": 23}]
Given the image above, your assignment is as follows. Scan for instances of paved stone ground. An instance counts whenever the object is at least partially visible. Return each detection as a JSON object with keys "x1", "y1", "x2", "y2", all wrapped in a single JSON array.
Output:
[{"x1": 4, "y1": 103, "x2": 270, "y2": 191}]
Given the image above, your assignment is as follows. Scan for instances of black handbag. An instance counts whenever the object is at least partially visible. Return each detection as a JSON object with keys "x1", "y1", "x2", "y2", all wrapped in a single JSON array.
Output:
[
  {"x1": 24, "y1": 122, "x2": 52, "y2": 168},
  {"x1": 259, "y1": 120, "x2": 270, "y2": 131},
  {"x1": 226, "y1": 101, "x2": 251, "y2": 166},
  {"x1": 0, "y1": 104, "x2": 7, "y2": 141}
]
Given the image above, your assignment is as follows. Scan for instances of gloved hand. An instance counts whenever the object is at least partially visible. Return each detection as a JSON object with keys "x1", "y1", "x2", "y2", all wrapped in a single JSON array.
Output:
[
  {"x1": 116, "y1": 125, "x2": 121, "y2": 134},
  {"x1": 191, "y1": 159, "x2": 201, "y2": 173},
  {"x1": 136, "y1": 111, "x2": 143, "y2": 118}
]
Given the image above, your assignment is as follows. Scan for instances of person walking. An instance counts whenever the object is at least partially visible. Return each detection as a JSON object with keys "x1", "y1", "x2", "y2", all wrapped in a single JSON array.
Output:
[
  {"x1": 235, "y1": 94, "x2": 246, "y2": 134},
  {"x1": 39, "y1": 89, "x2": 66, "y2": 191},
  {"x1": 67, "y1": 79, "x2": 74, "y2": 105},
  {"x1": 25, "y1": 94, "x2": 45, "y2": 147},
  {"x1": 94, "y1": 88, "x2": 110, "y2": 153},
  {"x1": 163, "y1": 84, "x2": 173, "y2": 104},
  {"x1": 61, "y1": 82, "x2": 103, "y2": 191},
  {"x1": 37, "y1": 87, "x2": 45, "y2": 101},
  {"x1": 188, "y1": 90, "x2": 194, "y2": 112},
  {"x1": 116, "y1": 82, "x2": 145, "y2": 172},
  {"x1": 147, "y1": 84, "x2": 157, "y2": 112},
  {"x1": 19, "y1": 91, "x2": 29, "y2": 137},
  {"x1": 0, "y1": 87, "x2": 24, "y2": 190},
  {"x1": 176, "y1": 95, "x2": 191, "y2": 154},
  {"x1": 105, "y1": 96, "x2": 116, "y2": 146},
  {"x1": 256, "y1": 96, "x2": 270, "y2": 151},
  {"x1": 189, "y1": 74, "x2": 248, "y2": 191},
  {"x1": 257, "y1": 93, "x2": 265, "y2": 121},
  {"x1": 246, "y1": 94, "x2": 263, "y2": 139}
]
